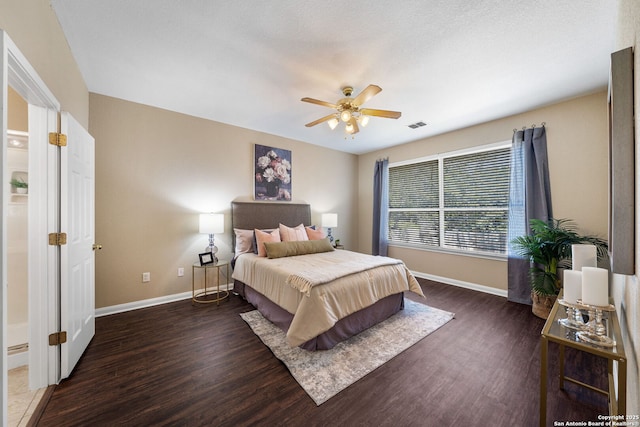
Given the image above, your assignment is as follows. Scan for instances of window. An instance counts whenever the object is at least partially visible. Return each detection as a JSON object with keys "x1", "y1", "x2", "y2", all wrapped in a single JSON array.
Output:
[{"x1": 388, "y1": 142, "x2": 511, "y2": 256}]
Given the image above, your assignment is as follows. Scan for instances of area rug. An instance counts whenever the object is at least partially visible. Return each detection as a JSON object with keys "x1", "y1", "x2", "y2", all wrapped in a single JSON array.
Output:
[{"x1": 240, "y1": 299, "x2": 455, "y2": 405}]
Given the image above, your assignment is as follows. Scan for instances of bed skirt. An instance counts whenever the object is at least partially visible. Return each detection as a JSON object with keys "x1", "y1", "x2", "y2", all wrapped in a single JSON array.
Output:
[{"x1": 234, "y1": 280, "x2": 404, "y2": 351}]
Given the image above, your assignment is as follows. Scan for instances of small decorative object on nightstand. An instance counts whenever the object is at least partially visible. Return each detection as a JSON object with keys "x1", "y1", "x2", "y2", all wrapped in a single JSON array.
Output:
[
  {"x1": 322, "y1": 213, "x2": 338, "y2": 246},
  {"x1": 192, "y1": 260, "x2": 230, "y2": 305},
  {"x1": 198, "y1": 252, "x2": 214, "y2": 266}
]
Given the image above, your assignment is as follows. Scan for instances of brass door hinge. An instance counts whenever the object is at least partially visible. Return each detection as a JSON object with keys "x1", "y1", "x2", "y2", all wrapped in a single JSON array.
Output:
[
  {"x1": 48, "y1": 232, "x2": 67, "y2": 246},
  {"x1": 49, "y1": 331, "x2": 67, "y2": 346},
  {"x1": 49, "y1": 132, "x2": 67, "y2": 147}
]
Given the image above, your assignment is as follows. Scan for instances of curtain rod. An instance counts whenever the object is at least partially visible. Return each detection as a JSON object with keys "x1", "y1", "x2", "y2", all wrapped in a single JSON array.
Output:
[{"x1": 513, "y1": 122, "x2": 546, "y2": 132}]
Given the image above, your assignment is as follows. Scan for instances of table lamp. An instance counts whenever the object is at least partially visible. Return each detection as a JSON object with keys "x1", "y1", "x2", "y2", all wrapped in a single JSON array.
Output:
[
  {"x1": 321, "y1": 213, "x2": 338, "y2": 246},
  {"x1": 199, "y1": 213, "x2": 224, "y2": 262}
]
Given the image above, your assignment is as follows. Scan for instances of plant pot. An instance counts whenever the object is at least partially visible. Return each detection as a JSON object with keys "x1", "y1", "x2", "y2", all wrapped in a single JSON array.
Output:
[
  {"x1": 15, "y1": 187, "x2": 27, "y2": 194},
  {"x1": 531, "y1": 292, "x2": 557, "y2": 319}
]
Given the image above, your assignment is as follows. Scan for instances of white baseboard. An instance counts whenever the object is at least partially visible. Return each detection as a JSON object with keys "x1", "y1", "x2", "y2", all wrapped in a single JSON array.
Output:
[
  {"x1": 411, "y1": 271, "x2": 508, "y2": 298},
  {"x1": 96, "y1": 283, "x2": 233, "y2": 317},
  {"x1": 96, "y1": 276, "x2": 506, "y2": 319}
]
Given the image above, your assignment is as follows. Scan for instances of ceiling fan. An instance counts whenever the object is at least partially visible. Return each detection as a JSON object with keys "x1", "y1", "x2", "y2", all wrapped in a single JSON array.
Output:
[{"x1": 301, "y1": 84, "x2": 401, "y2": 135}]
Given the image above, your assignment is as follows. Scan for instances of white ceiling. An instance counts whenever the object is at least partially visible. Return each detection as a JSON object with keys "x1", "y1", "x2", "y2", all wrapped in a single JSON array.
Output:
[{"x1": 50, "y1": 0, "x2": 618, "y2": 155}]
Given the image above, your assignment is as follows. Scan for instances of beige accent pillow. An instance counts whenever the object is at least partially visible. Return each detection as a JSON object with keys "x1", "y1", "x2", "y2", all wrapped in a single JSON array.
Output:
[
  {"x1": 264, "y1": 238, "x2": 335, "y2": 259},
  {"x1": 279, "y1": 223, "x2": 309, "y2": 242}
]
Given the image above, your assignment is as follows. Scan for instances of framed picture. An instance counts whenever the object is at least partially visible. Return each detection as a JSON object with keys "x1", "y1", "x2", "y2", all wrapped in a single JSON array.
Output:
[
  {"x1": 198, "y1": 252, "x2": 214, "y2": 266},
  {"x1": 608, "y1": 47, "x2": 635, "y2": 275},
  {"x1": 254, "y1": 144, "x2": 292, "y2": 201}
]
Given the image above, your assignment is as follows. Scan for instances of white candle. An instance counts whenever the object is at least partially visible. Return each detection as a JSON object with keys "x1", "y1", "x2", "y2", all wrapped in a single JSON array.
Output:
[
  {"x1": 572, "y1": 244, "x2": 597, "y2": 271},
  {"x1": 581, "y1": 266, "x2": 609, "y2": 306},
  {"x1": 563, "y1": 270, "x2": 582, "y2": 304}
]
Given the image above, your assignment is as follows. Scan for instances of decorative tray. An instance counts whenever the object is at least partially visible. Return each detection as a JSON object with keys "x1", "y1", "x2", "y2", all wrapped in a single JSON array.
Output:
[{"x1": 557, "y1": 299, "x2": 615, "y2": 312}]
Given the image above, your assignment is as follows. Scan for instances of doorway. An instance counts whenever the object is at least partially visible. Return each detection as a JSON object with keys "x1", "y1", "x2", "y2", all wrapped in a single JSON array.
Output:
[
  {"x1": 2, "y1": 31, "x2": 61, "y2": 427},
  {"x1": 2, "y1": 31, "x2": 96, "y2": 426},
  {"x1": 5, "y1": 87, "x2": 44, "y2": 425}
]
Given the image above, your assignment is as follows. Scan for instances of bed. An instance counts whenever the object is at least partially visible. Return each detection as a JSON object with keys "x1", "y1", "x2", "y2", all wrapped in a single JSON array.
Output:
[{"x1": 231, "y1": 201, "x2": 424, "y2": 351}]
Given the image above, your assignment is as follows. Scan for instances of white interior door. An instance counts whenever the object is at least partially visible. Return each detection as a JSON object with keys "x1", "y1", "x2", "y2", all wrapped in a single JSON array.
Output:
[
  {"x1": 59, "y1": 112, "x2": 95, "y2": 379},
  {"x1": 28, "y1": 104, "x2": 59, "y2": 389}
]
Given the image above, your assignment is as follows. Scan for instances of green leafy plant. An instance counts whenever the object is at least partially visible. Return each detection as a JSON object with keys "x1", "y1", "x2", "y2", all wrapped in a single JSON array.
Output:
[
  {"x1": 10, "y1": 177, "x2": 28, "y2": 189},
  {"x1": 511, "y1": 218, "x2": 608, "y2": 296}
]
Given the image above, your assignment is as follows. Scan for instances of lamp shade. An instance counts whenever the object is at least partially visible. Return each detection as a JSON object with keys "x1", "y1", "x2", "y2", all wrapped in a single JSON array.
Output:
[
  {"x1": 321, "y1": 213, "x2": 338, "y2": 228},
  {"x1": 345, "y1": 123, "x2": 354, "y2": 134},
  {"x1": 199, "y1": 213, "x2": 224, "y2": 234}
]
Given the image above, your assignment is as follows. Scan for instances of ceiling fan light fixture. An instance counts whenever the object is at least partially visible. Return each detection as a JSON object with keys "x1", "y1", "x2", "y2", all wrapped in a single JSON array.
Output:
[
  {"x1": 345, "y1": 122, "x2": 354, "y2": 134},
  {"x1": 301, "y1": 84, "x2": 401, "y2": 138}
]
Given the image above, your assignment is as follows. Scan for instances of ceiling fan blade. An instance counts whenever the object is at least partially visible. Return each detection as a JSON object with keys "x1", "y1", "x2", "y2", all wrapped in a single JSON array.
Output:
[
  {"x1": 305, "y1": 114, "x2": 337, "y2": 127},
  {"x1": 352, "y1": 84, "x2": 382, "y2": 106},
  {"x1": 348, "y1": 117, "x2": 359, "y2": 134},
  {"x1": 301, "y1": 97, "x2": 337, "y2": 109},
  {"x1": 360, "y1": 108, "x2": 402, "y2": 119}
]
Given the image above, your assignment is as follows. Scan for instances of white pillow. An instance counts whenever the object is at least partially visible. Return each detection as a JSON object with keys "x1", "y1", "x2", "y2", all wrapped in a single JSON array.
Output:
[
  {"x1": 279, "y1": 223, "x2": 309, "y2": 242},
  {"x1": 234, "y1": 228, "x2": 255, "y2": 257}
]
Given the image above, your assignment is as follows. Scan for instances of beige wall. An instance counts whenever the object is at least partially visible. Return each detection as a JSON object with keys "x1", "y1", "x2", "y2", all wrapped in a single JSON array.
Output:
[
  {"x1": 94, "y1": 91, "x2": 610, "y2": 305},
  {"x1": 90, "y1": 94, "x2": 358, "y2": 308},
  {"x1": 357, "y1": 92, "x2": 609, "y2": 292},
  {"x1": 613, "y1": 0, "x2": 640, "y2": 416},
  {"x1": 0, "y1": 0, "x2": 89, "y2": 127}
]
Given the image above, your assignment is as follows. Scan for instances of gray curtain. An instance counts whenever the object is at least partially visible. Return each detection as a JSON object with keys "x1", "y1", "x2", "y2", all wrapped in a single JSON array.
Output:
[
  {"x1": 507, "y1": 126, "x2": 553, "y2": 304},
  {"x1": 372, "y1": 158, "x2": 389, "y2": 256}
]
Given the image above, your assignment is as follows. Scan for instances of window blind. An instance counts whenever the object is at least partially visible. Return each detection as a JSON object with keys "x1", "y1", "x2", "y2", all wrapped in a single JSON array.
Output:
[
  {"x1": 388, "y1": 145, "x2": 511, "y2": 255},
  {"x1": 389, "y1": 160, "x2": 439, "y2": 209},
  {"x1": 443, "y1": 149, "x2": 511, "y2": 208}
]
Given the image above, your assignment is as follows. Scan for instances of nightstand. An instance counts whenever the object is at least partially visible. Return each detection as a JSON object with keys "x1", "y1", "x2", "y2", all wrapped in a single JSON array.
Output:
[{"x1": 192, "y1": 260, "x2": 230, "y2": 305}]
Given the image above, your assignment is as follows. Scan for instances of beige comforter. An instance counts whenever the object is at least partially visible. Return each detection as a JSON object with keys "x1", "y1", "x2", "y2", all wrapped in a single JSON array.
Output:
[{"x1": 232, "y1": 250, "x2": 425, "y2": 347}]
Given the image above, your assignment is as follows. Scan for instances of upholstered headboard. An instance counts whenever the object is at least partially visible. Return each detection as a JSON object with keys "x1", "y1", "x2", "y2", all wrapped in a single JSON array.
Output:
[{"x1": 231, "y1": 201, "x2": 311, "y2": 249}]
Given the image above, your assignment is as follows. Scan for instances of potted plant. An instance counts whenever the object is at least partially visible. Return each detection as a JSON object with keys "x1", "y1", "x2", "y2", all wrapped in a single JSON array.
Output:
[
  {"x1": 511, "y1": 218, "x2": 608, "y2": 319},
  {"x1": 10, "y1": 177, "x2": 28, "y2": 194}
]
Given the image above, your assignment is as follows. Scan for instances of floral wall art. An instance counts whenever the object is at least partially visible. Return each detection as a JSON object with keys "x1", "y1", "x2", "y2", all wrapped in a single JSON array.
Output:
[{"x1": 254, "y1": 144, "x2": 292, "y2": 201}]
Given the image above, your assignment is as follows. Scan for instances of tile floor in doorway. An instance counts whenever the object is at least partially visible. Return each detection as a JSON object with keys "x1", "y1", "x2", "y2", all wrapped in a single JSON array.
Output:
[{"x1": 8, "y1": 366, "x2": 45, "y2": 427}]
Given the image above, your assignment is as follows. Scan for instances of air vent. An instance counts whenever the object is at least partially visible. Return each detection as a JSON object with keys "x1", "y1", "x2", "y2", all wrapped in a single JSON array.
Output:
[{"x1": 408, "y1": 121, "x2": 427, "y2": 129}]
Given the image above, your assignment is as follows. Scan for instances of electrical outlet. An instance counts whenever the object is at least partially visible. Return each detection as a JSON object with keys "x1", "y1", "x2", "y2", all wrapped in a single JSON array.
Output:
[
  {"x1": 142, "y1": 272, "x2": 151, "y2": 282},
  {"x1": 177, "y1": 267, "x2": 184, "y2": 277}
]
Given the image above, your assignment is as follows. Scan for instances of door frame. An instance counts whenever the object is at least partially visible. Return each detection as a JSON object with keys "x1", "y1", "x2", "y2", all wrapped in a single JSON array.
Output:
[{"x1": 1, "y1": 30, "x2": 60, "y2": 425}]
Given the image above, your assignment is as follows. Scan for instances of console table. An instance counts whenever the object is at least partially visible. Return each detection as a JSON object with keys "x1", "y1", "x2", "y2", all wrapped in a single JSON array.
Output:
[{"x1": 540, "y1": 292, "x2": 626, "y2": 427}]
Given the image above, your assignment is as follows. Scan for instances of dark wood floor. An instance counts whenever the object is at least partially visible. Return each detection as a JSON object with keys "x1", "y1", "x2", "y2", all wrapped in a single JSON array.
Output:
[{"x1": 34, "y1": 279, "x2": 607, "y2": 427}]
